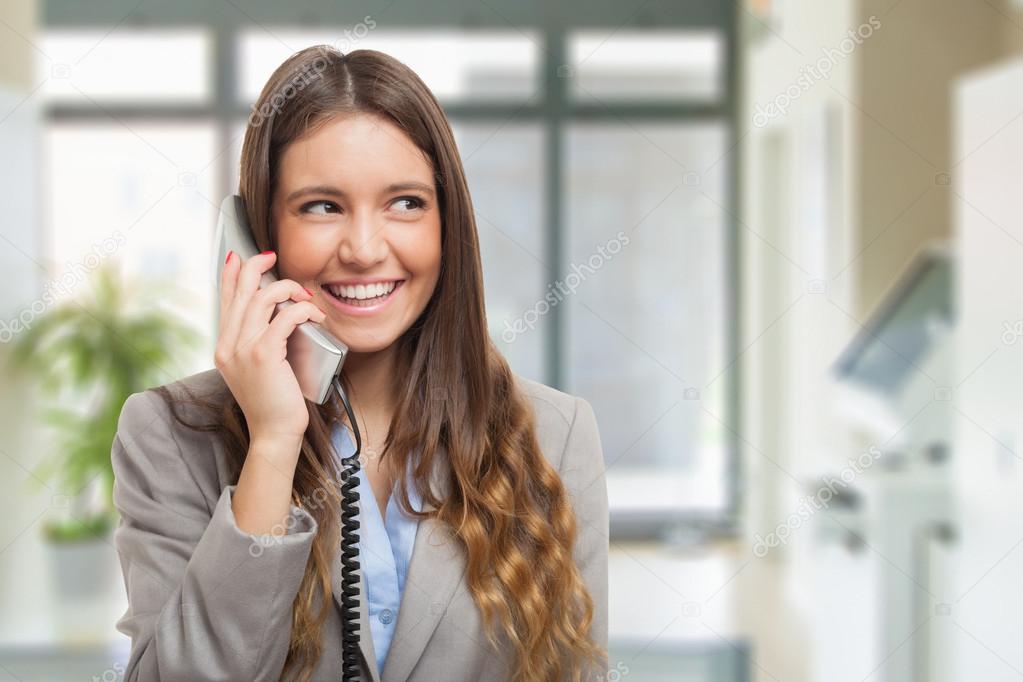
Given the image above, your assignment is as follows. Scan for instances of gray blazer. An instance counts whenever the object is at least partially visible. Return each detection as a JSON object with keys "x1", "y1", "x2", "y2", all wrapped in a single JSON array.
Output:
[{"x1": 111, "y1": 368, "x2": 609, "y2": 681}]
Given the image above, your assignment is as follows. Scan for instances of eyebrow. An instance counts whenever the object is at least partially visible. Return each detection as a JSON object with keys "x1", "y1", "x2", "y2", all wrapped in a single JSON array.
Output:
[{"x1": 285, "y1": 182, "x2": 436, "y2": 203}]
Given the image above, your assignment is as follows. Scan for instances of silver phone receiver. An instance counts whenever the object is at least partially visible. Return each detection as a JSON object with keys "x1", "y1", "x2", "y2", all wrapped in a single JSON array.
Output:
[{"x1": 213, "y1": 195, "x2": 350, "y2": 405}]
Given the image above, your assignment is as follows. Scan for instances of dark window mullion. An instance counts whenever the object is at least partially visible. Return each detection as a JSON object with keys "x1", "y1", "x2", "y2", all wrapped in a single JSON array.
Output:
[{"x1": 543, "y1": 27, "x2": 567, "y2": 390}]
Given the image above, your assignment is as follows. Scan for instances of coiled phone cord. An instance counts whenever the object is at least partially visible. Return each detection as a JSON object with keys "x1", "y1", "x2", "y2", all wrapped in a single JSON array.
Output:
[{"x1": 332, "y1": 374, "x2": 362, "y2": 681}]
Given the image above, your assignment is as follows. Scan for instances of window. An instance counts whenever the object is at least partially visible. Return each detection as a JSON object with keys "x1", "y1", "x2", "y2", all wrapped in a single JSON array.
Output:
[
  {"x1": 451, "y1": 123, "x2": 547, "y2": 381},
  {"x1": 237, "y1": 30, "x2": 539, "y2": 104},
  {"x1": 568, "y1": 30, "x2": 724, "y2": 101},
  {"x1": 566, "y1": 122, "x2": 730, "y2": 514},
  {"x1": 42, "y1": 30, "x2": 211, "y2": 103},
  {"x1": 43, "y1": 4, "x2": 737, "y2": 530}
]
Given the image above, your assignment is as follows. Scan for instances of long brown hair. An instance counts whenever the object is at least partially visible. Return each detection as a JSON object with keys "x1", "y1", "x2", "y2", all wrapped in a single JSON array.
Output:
[{"x1": 156, "y1": 45, "x2": 605, "y2": 681}]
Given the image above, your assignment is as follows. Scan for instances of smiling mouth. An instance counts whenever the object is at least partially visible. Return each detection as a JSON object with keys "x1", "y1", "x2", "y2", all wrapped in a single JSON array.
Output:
[{"x1": 322, "y1": 280, "x2": 405, "y2": 307}]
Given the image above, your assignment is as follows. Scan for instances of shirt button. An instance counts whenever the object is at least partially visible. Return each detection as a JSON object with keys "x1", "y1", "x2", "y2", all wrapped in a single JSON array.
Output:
[{"x1": 379, "y1": 608, "x2": 394, "y2": 625}]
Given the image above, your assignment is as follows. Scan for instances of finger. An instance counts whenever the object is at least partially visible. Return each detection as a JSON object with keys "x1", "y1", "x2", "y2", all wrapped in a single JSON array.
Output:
[
  {"x1": 261, "y1": 300, "x2": 328, "y2": 353},
  {"x1": 220, "y1": 250, "x2": 277, "y2": 352},
  {"x1": 236, "y1": 279, "x2": 317, "y2": 356},
  {"x1": 218, "y1": 249, "x2": 240, "y2": 338}
]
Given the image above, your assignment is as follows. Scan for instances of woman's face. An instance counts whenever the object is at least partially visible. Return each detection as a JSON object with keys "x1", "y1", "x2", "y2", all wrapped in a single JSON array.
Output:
[{"x1": 271, "y1": 112, "x2": 442, "y2": 353}]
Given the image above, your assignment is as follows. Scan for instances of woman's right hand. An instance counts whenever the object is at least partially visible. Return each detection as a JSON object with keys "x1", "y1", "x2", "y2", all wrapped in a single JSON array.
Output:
[{"x1": 214, "y1": 249, "x2": 326, "y2": 450}]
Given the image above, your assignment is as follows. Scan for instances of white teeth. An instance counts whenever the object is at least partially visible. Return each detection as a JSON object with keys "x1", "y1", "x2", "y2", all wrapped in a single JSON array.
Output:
[{"x1": 328, "y1": 281, "x2": 398, "y2": 300}]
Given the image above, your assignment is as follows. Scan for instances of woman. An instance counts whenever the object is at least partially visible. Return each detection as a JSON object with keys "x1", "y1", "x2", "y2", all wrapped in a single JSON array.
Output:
[{"x1": 111, "y1": 45, "x2": 608, "y2": 682}]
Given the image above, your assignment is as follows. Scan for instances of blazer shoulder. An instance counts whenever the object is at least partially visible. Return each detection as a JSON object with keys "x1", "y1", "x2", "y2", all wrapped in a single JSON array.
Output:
[
  {"x1": 119, "y1": 367, "x2": 228, "y2": 429},
  {"x1": 113, "y1": 368, "x2": 230, "y2": 510},
  {"x1": 512, "y1": 373, "x2": 596, "y2": 471},
  {"x1": 512, "y1": 373, "x2": 576, "y2": 421},
  {"x1": 160, "y1": 367, "x2": 230, "y2": 404},
  {"x1": 122, "y1": 368, "x2": 225, "y2": 411},
  {"x1": 115, "y1": 368, "x2": 229, "y2": 463}
]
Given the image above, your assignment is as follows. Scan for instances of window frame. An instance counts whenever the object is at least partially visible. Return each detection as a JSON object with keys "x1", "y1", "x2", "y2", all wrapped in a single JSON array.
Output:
[{"x1": 44, "y1": 1, "x2": 741, "y2": 538}]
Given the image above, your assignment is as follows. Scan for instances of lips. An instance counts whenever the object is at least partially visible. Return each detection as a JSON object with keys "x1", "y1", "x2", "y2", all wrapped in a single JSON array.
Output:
[
  {"x1": 321, "y1": 279, "x2": 405, "y2": 314},
  {"x1": 324, "y1": 280, "x2": 401, "y2": 301}
]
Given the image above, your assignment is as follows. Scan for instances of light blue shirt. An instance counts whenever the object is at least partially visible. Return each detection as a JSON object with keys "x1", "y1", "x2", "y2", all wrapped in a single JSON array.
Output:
[{"x1": 332, "y1": 424, "x2": 423, "y2": 675}]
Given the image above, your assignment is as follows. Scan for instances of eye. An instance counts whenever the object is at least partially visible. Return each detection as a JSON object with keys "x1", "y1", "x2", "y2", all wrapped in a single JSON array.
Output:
[
  {"x1": 300, "y1": 200, "x2": 340, "y2": 215},
  {"x1": 391, "y1": 196, "x2": 426, "y2": 213}
]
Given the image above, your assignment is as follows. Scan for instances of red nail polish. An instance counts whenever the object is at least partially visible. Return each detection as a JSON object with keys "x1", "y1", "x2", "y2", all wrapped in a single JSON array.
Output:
[
  {"x1": 224, "y1": 250, "x2": 233, "y2": 264},
  {"x1": 261, "y1": 250, "x2": 274, "y2": 256}
]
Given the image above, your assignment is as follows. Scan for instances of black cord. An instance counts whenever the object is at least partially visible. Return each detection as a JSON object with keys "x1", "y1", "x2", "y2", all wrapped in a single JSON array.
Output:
[{"x1": 332, "y1": 374, "x2": 362, "y2": 681}]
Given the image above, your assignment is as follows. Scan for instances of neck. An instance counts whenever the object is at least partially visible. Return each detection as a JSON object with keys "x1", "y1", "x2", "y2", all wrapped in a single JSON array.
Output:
[{"x1": 339, "y1": 343, "x2": 399, "y2": 433}]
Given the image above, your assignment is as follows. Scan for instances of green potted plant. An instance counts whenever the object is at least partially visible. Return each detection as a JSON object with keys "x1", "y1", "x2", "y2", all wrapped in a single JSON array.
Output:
[{"x1": 6, "y1": 260, "x2": 202, "y2": 641}]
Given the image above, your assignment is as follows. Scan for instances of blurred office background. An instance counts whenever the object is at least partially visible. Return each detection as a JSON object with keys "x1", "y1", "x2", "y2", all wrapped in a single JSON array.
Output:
[{"x1": 2, "y1": 0, "x2": 1023, "y2": 679}]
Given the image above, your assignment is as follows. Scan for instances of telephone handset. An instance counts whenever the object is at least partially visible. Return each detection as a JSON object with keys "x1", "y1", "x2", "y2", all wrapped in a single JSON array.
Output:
[
  {"x1": 213, "y1": 194, "x2": 364, "y2": 680},
  {"x1": 214, "y1": 194, "x2": 347, "y2": 405}
]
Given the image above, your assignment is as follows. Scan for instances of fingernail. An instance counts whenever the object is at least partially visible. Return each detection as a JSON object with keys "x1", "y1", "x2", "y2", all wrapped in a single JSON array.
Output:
[
  {"x1": 224, "y1": 249, "x2": 233, "y2": 264},
  {"x1": 303, "y1": 286, "x2": 315, "y2": 297},
  {"x1": 260, "y1": 250, "x2": 274, "y2": 256}
]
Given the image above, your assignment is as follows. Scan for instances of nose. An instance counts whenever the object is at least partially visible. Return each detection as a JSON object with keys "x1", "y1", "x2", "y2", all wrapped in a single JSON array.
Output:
[{"x1": 336, "y1": 210, "x2": 388, "y2": 268}]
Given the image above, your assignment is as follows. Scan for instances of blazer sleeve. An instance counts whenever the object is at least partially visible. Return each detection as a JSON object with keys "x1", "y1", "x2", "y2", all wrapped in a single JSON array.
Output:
[
  {"x1": 557, "y1": 396, "x2": 610, "y2": 678},
  {"x1": 111, "y1": 389, "x2": 318, "y2": 681}
]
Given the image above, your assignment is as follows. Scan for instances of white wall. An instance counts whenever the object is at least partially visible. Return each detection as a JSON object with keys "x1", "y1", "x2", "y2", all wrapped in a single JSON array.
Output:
[{"x1": 738, "y1": 1, "x2": 1010, "y2": 679}]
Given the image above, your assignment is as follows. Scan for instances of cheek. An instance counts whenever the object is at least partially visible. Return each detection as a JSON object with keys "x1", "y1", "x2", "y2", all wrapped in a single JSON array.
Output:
[
  {"x1": 276, "y1": 223, "x2": 326, "y2": 279},
  {"x1": 400, "y1": 222, "x2": 442, "y2": 280}
]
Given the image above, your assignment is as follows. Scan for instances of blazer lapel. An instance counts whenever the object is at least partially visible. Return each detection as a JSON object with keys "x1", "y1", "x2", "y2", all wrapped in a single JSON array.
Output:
[{"x1": 380, "y1": 444, "x2": 467, "y2": 682}]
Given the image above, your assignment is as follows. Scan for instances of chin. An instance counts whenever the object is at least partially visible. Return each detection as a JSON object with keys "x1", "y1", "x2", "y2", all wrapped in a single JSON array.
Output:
[
  {"x1": 343, "y1": 340, "x2": 395, "y2": 355},
  {"x1": 323, "y1": 321, "x2": 398, "y2": 354}
]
